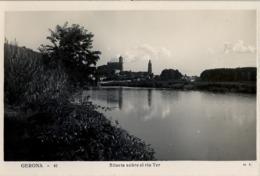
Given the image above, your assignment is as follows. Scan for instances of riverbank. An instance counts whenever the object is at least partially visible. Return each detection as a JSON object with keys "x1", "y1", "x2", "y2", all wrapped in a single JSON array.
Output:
[
  {"x1": 100, "y1": 80, "x2": 256, "y2": 94},
  {"x1": 4, "y1": 43, "x2": 155, "y2": 161},
  {"x1": 5, "y1": 98, "x2": 155, "y2": 161}
]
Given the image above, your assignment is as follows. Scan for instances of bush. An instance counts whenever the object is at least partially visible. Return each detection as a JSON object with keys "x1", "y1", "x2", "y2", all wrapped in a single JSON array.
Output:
[{"x1": 5, "y1": 99, "x2": 155, "y2": 161}]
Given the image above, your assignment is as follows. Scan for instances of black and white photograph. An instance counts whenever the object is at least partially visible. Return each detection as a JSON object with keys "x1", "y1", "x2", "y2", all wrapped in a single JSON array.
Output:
[{"x1": 1, "y1": 1, "x2": 259, "y2": 175}]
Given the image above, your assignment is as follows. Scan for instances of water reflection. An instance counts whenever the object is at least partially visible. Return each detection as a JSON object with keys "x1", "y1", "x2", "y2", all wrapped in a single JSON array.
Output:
[
  {"x1": 119, "y1": 88, "x2": 123, "y2": 110},
  {"x1": 84, "y1": 87, "x2": 123, "y2": 109},
  {"x1": 82, "y1": 87, "x2": 256, "y2": 160},
  {"x1": 85, "y1": 87, "x2": 154, "y2": 110},
  {"x1": 148, "y1": 89, "x2": 152, "y2": 107}
]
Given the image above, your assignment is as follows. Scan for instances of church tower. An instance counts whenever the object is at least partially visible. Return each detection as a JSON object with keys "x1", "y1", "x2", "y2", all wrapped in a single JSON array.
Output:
[
  {"x1": 148, "y1": 60, "x2": 152, "y2": 75},
  {"x1": 119, "y1": 56, "x2": 123, "y2": 72}
]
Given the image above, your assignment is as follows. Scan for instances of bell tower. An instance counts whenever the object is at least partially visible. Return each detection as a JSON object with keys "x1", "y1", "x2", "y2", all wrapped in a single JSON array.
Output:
[
  {"x1": 119, "y1": 56, "x2": 123, "y2": 72},
  {"x1": 148, "y1": 60, "x2": 152, "y2": 75}
]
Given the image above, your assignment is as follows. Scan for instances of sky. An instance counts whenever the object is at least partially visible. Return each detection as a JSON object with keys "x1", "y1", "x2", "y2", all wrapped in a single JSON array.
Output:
[{"x1": 5, "y1": 10, "x2": 256, "y2": 76}]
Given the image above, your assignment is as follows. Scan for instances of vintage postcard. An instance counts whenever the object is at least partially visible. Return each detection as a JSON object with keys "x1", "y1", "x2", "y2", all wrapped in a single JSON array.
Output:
[{"x1": 0, "y1": 1, "x2": 259, "y2": 176}]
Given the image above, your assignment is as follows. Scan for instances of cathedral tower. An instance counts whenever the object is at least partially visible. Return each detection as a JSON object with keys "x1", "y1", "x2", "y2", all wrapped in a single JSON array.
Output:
[
  {"x1": 119, "y1": 56, "x2": 123, "y2": 72},
  {"x1": 148, "y1": 60, "x2": 152, "y2": 75}
]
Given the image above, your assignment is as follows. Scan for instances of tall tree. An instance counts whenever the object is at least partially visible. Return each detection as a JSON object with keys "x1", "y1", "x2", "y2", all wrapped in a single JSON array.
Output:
[{"x1": 39, "y1": 22, "x2": 101, "y2": 83}]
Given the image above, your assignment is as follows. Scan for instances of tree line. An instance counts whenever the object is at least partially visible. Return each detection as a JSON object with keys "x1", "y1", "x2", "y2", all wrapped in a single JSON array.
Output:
[{"x1": 200, "y1": 67, "x2": 256, "y2": 82}]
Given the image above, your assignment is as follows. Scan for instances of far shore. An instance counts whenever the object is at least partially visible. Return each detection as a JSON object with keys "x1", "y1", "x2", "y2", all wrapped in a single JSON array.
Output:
[{"x1": 96, "y1": 80, "x2": 256, "y2": 94}]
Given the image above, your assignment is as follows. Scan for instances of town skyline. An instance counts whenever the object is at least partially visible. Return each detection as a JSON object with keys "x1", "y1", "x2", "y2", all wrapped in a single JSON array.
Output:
[{"x1": 5, "y1": 10, "x2": 256, "y2": 76}]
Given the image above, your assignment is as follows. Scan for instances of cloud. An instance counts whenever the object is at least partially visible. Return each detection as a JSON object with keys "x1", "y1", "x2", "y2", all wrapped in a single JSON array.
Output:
[
  {"x1": 206, "y1": 47, "x2": 215, "y2": 54},
  {"x1": 222, "y1": 40, "x2": 256, "y2": 54},
  {"x1": 124, "y1": 44, "x2": 172, "y2": 62}
]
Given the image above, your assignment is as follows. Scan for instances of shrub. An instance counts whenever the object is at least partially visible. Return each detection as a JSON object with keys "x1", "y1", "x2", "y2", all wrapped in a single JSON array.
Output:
[{"x1": 5, "y1": 99, "x2": 155, "y2": 161}]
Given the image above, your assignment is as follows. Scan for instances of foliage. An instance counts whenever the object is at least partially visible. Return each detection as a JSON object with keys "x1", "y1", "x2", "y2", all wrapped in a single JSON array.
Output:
[
  {"x1": 200, "y1": 67, "x2": 257, "y2": 82},
  {"x1": 38, "y1": 22, "x2": 101, "y2": 84},
  {"x1": 160, "y1": 69, "x2": 183, "y2": 80},
  {"x1": 96, "y1": 65, "x2": 114, "y2": 76},
  {"x1": 4, "y1": 41, "x2": 69, "y2": 109},
  {"x1": 5, "y1": 98, "x2": 155, "y2": 161},
  {"x1": 5, "y1": 40, "x2": 155, "y2": 161}
]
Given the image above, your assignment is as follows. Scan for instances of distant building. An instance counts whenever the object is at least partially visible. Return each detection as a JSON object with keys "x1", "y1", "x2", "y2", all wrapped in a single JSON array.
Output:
[
  {"x1": 96, "y1": 56, "x2": 123, "y2": 76},
  {"x1": 96, "y1": 57, "x2": 154, "y2": 80},
  {"x1": 120, "y1": 60, "x2": 153, "y2": 79},
  {"x1": 107, "y1": 56, "x2": 123, "y2": 72}
]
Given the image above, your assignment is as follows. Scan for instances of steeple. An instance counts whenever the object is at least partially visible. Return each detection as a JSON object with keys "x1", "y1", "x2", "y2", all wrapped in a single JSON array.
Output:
[
  {"x1": 119, "y1": 56, "x2": 123, "y2": 71},
  {"x1": 148, "y1": 60, "x2": 152, "y2": 75}
]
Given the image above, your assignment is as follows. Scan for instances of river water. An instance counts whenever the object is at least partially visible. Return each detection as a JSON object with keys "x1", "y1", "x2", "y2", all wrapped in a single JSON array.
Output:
[{"x1": 81, "y1": 87, "x2": 256, "y2": 160}]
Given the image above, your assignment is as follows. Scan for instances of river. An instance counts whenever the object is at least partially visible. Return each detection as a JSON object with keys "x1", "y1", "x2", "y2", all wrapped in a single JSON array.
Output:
[{"x1": 81, "y1": 87, "x2": 256, "y2": 160}]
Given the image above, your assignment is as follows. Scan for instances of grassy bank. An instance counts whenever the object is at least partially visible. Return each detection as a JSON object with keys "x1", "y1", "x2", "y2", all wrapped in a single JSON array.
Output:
[
  {"x1": 4, "y1": 42, "x2": 155, "y2": 161},
  {"x1": 5, "y1": 99, "x2": 155, "y2": 161}
]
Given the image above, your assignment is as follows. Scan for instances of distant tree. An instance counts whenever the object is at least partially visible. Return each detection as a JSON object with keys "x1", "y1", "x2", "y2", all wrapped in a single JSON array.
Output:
[
  {"x1": 200, "y1": 67, "x2": 256, "y2": 82},
  {"x1": 160, "y1": 69, "x2": 183, "y2": 80},
  {"x1": 38, "y1": 22, "x2": 101, "y2": 83}
]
